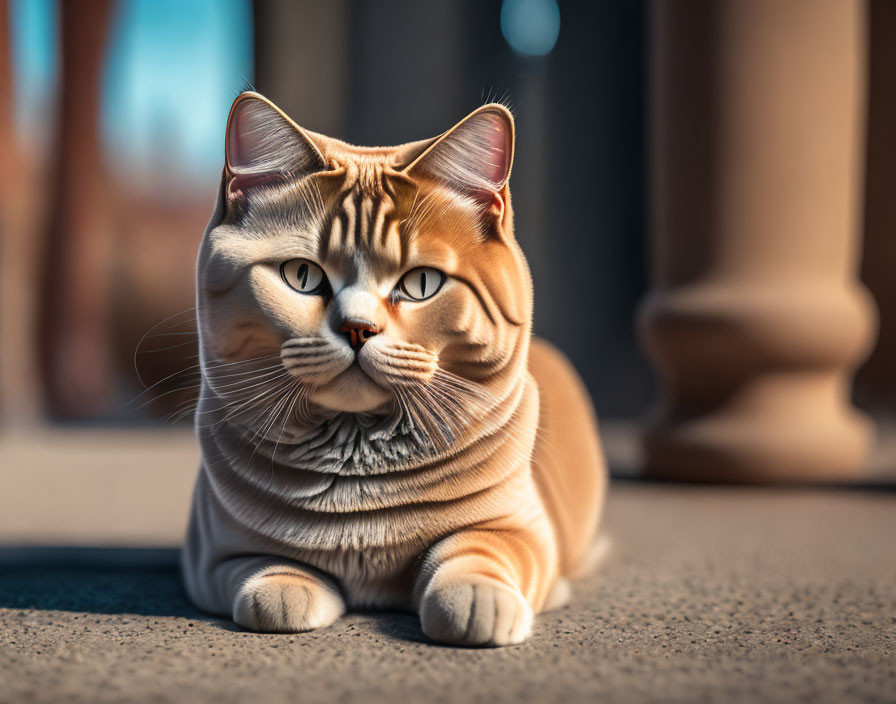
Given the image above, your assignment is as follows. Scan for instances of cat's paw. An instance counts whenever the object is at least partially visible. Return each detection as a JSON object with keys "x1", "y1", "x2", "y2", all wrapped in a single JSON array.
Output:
[
  {"x1": 420, "y1": 574, "x2": 533, "y2": 647},
  {"x1": 233, "y1": 570, "x2": 345, "y2": 633}
]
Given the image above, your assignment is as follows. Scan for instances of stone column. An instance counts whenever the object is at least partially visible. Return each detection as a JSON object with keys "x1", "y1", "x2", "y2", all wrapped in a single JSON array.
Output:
[{"x1": 639, "y1": 0, "x2": 877, "y2": 482}]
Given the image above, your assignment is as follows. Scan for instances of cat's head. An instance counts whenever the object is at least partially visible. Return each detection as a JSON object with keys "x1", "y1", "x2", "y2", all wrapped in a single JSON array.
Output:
[{"x1": 197, "y1": 92, "x2": 532, "y2": 435}]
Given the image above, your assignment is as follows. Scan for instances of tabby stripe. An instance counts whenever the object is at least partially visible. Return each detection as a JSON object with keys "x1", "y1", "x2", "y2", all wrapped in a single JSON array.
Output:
[
  {"x1": 359, "y1": 195, "x2": 373, "y2": 248},
  {"x1": 367, "y1": 196, "x2": 383, "y2": 249},
  {"x1": 340, "y1": 190, "x2": 356, "y2": 252}
]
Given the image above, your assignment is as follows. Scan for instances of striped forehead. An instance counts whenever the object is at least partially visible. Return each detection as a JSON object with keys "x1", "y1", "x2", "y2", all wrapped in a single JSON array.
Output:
[
  {"x1": 239, "y1": 158, "x2": 411, "y2": 268},
  {"x1": 318, "y1": 174, "x2": 405, "y2": 270}
]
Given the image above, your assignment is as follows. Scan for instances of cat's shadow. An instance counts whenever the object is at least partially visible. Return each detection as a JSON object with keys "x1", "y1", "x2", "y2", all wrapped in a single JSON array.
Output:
[
  {"x1": 363, "y1": 610, "x2": 430, "y2": 644},
  {"x1": 0, "y1": 546, "x2": 201, "y2": 618},
  {"x1": 208, "y1": 610, "x2": 430, "y2": 642},
  {"x1": 0, "y1": 546, "x2": 431, "y2": 643}
]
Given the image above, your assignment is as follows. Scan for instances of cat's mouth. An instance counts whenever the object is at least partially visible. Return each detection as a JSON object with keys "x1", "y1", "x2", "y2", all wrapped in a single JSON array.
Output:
[
  {"x1": 308, "y1": 361, "x2": 392, "y2": 414},
  {"x1": 341, "y1": 358, "x2": 382, "y2": 387},
  {"x1": 279, "y1": 336, "x2": 442, "y2": 415}
]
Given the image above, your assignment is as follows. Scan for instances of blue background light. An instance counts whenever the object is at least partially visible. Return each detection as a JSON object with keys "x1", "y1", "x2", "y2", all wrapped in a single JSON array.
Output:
[
  {"x1": 103, "y1": 0, "x2": 253, "y2": 185},
  {"x1": 500, "y1": 0, "x2": 561, "y2": 57},
  {"x1": 10, "y1": 0, "x2": 253, "y2": 187}
]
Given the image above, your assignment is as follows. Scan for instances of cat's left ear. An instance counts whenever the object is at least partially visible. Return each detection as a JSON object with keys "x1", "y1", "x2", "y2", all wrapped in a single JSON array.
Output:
[
  {"x1": 403, "y1": 104, "x2": 514, "y2": 213},
  {"x1": 224, "y1": 92, "x2": 327, "y2": 198}
]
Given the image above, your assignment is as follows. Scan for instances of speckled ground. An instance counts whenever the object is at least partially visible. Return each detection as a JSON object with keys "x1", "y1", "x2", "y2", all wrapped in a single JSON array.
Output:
[{"x1": 2, "y1": 483, "x2": 895, "y2": 704}]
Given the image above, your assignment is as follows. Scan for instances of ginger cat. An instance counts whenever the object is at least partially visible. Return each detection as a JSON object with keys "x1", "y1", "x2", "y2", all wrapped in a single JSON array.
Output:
[{"x1": 182, "y1": 92, "x2": 607, "y2": 646}]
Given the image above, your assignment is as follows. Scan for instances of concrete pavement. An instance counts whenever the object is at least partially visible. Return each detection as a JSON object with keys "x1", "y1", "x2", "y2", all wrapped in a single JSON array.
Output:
[{"x1": 2, "y1": 458, "x2": 894, "y2": 703}]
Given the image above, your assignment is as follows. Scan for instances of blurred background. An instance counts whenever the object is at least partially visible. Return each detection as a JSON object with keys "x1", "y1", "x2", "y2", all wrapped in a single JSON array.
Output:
[
  {"x1": 0, "y1": 0, "x2": 893, "y2": 477},
  {"x1": 0, "y1": 0, "x2": 653, "y2": 429}
]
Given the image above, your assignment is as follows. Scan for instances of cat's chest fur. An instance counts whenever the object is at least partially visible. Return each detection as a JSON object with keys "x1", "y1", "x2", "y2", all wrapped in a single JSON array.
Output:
[{"x1": 196, "y1": 386, "x2": 537, "y2": 604}]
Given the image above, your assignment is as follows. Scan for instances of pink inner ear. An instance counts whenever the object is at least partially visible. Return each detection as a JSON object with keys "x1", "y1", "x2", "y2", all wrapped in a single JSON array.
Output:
[
  {"x1": 491, "y1": 191, "x2": 506, "y2": 219},
  {"x1": 419, "y1": 108, "x2": 513, "y2": 197},
  {"x1": 224, "y1": 97, "x2": 323, "y2": 184},
  {"x1": 479, "y1": 113, "x2": 513, "y2": 186},
  {"x1": 227, "y1": 103, "x2": 256, "y2": 172}
]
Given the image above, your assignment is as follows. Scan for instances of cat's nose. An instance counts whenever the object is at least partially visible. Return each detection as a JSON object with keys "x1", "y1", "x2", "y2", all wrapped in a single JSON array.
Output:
[{"x1": 339, "y1": 319, "x2": 380, "y2": 350}]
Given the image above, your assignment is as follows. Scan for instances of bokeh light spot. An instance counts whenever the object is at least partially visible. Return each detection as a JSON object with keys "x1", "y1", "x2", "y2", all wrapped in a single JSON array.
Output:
[{"x1": 500, "y1": 0, "x2": 561, "y2": 57}]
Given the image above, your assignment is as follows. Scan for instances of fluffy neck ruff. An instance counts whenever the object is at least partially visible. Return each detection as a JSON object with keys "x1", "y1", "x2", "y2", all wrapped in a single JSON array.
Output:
[{"x1": 196, "y1": 369, "x2": 524, "y2": 480}]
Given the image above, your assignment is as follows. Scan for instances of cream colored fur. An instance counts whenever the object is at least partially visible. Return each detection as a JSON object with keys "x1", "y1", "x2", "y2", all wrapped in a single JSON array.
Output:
[{"x1": 182, "y1": 93, "x2": 607, "y2": 646}]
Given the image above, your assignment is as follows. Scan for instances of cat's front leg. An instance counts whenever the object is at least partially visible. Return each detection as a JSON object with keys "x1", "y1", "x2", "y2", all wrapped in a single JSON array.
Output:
[
  {"x1": 228, "y1": 557, "x2": 346, "y2": 633},
  {"x1": 414, "y1": 525, "x2": 555, "y2": 647}
]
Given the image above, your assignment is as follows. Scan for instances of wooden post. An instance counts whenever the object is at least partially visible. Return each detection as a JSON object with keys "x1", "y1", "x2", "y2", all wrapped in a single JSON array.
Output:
[
  {"x1": 38, "y1": 0, "x2": 114, "y2": 418},
  {"x1": 639, "y1": 0, "x2": 877, "y2": 482}
]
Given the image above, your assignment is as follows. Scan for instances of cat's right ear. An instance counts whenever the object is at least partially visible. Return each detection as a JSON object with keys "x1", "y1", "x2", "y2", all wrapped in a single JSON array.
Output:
[{"x1": 224, "y1": 92, "x2": 327, "y2": 199}]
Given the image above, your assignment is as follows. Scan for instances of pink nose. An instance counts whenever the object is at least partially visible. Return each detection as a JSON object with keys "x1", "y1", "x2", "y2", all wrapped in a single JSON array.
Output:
[{"x1": 339, "y1": 319, "x2": 380, "y2": 350}]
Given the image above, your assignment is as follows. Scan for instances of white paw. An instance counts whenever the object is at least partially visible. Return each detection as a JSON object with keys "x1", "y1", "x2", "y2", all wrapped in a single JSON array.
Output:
[
  {"x1": 420, "y1": 575, "x2": 533, "y2": 646},
  {"x1": 233, "y1": 571, "x2": 344, "y2": 633}
]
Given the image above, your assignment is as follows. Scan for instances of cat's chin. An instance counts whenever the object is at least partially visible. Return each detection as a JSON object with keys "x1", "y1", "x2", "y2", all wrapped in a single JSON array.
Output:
[{"x1": 310, "y1": 364, "x2": 392, "y2": 414}]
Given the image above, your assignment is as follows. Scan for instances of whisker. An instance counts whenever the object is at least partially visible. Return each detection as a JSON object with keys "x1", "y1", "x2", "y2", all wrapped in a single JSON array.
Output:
[
  {"x1": 206, "y1": 366, "x2": 287, "y2": 391},
  {"x1": 202, "y1": 353, "x2": 282, "y2": 371},
  {"x1": 209, "y1": 371, "x2": 291, "y2": 401},
  {"x1": 242, "y1": 380, "x2": 302, "y2": 470},
  {"x1": 204, "y1": 363, "x2": 285, "y2": 382},
  {"x1": 205, "y1": 374, "x2": 293, "y2": 430},
  {"x1": 133, "y1": 307, "x2": 197, "y2": 388},
  {"x1": 136, "y1": 339, "x2": 199, "y2": 355},
  {"x1": 269, "y1": 384, "x2": 302, "y2": 480},
  {"x1": 145, "y1": 331, "x2": 198, "y2": 337},
  {"x1": 136, "y1": 353, "x2": 282, "y2": 406}
]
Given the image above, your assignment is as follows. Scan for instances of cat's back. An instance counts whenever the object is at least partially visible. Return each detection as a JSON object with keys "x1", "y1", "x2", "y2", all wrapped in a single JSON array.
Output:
[{"x1": 528, "y1": 337, "x2": 607, "y2": 577}]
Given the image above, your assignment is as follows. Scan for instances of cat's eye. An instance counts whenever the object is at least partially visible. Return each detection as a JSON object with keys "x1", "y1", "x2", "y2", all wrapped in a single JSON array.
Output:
[
  {"x1": 397, "y1": 267, "x2": 446, "y2": 301},
  {"x1": 281, "y1": 259, "x2": 328, "y2": 295}
]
